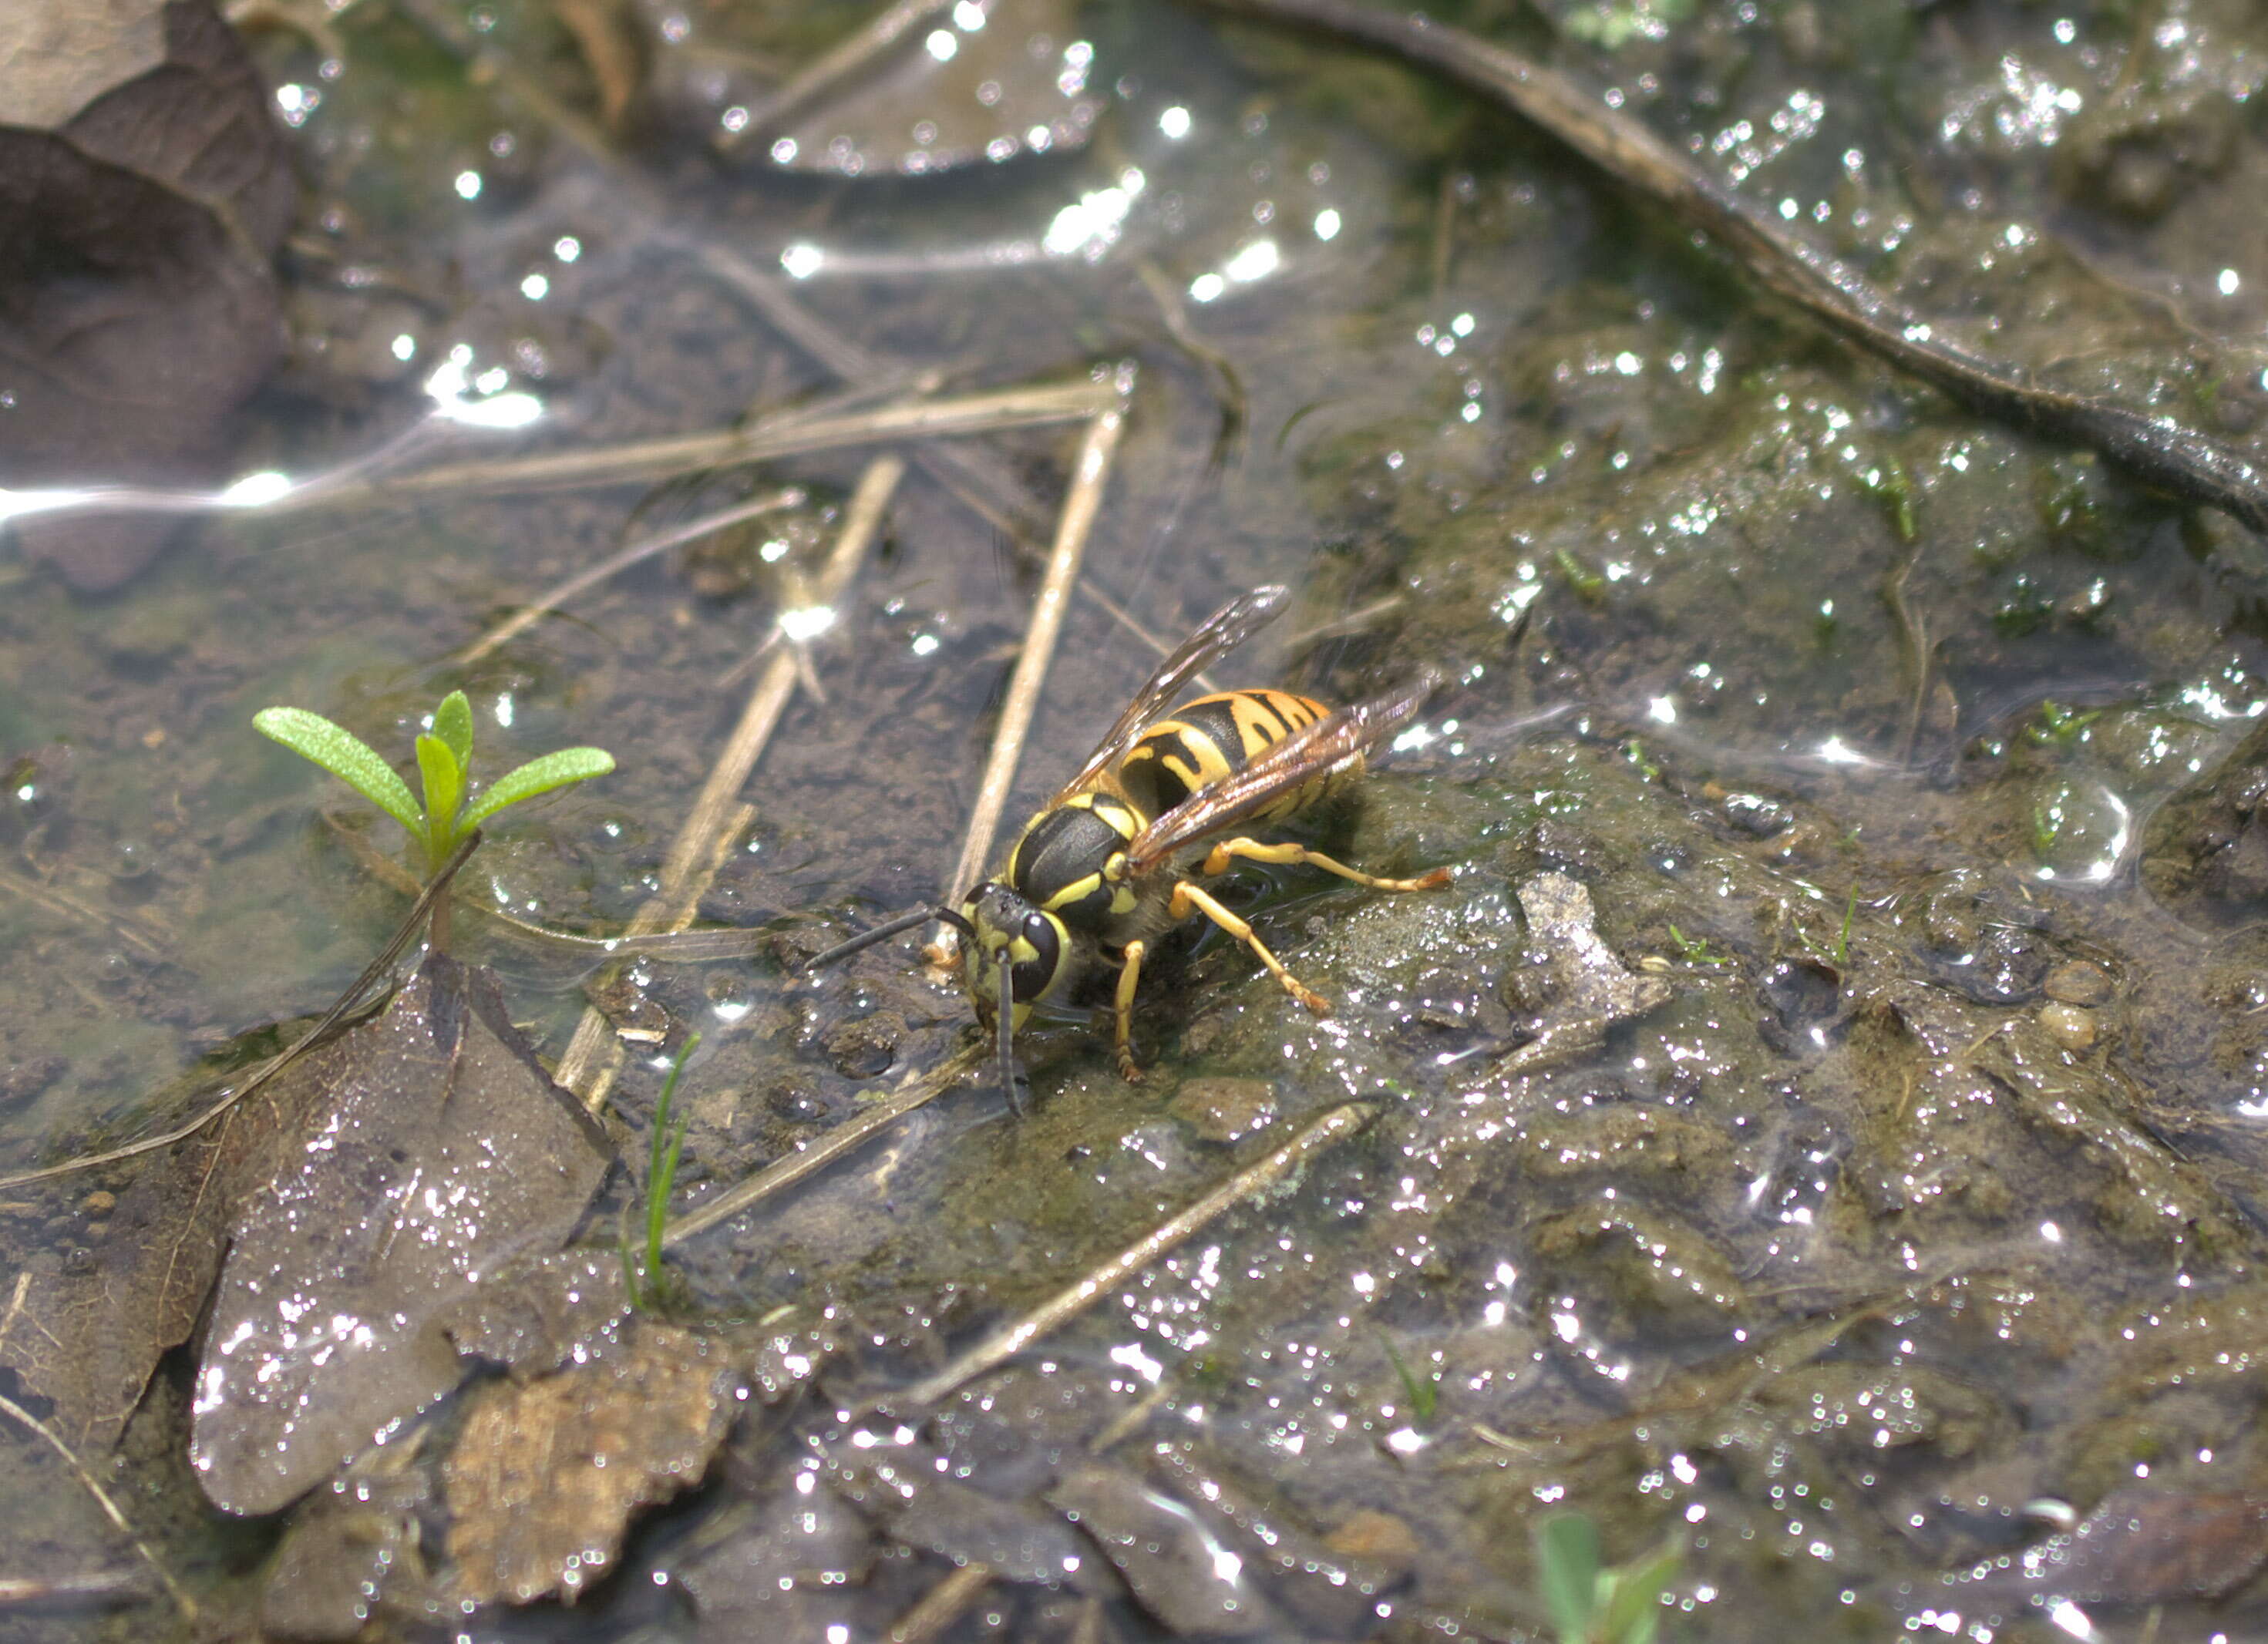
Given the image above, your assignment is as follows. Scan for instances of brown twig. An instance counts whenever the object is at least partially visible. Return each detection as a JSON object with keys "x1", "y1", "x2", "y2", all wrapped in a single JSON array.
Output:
[
  {"x1": 662, "y1": 1042, "x2": 987, "y2": 1247},
  {"x1": 0, "y1": 865, "x2": 167, "y2": 960},
  {"x1": 281, "y1": 383, "x2": 1106, "y2": 514},
  {"x1": 885, "y1": 1562, "x2": 995, "y2": 1644},
  {"x1": 0, "y1": 1572, "x2": 144, "y2": 1609},
  {"x1": 453, "y1": 486, "x2": 806, "y2": 664},
  {"x1": 934, "y1": 405, "x2": 1128, "y2": 948},
  {"x1": 0, "y1": 1391, "x2": 192, "y2": 1620},
  {"x1": 1195, "y1": 0, "x2": 2268, "y2": 535},
  {"x1": 891, "y1": 1101, "x2": 1377, "y2": 1408},
  {"x1": 554, "y1": 457, "x2": 907, "y2": 1111}
]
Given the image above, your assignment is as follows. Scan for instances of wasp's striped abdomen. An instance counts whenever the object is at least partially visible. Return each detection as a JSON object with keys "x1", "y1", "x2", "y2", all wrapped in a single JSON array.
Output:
[{"x1": 1115, "y1": 689, "x2": 1348, "y2": 823}]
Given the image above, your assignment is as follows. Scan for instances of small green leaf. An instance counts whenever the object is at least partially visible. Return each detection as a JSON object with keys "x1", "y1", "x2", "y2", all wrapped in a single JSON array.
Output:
[
  {"x1": 254, "y1": 708, "x2": 423, "y2": 836},
  {"x1": 463, "y1": 747, "x2": 615, "y2": 828},
  {"x1": 1536, "y1": 1513, "x2": 1601, "y2": 1644},
  {"x1": 415, "y1": 735, "x2": 466, "y2": 859},
  {"x1": 1600, "y1": 1547, "x2": 1683, "y2": 1644},
  {"x1": 432, "y1": 690, "x2": 475, "y2": 772}
]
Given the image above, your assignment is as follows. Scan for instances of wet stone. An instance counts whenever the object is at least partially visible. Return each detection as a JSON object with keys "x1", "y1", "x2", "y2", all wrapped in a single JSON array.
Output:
[
  {"x1": 2043, "y1": 962, "x2": 2114, "y2": 1007},
  {"x1": 2037, "y1": 1004, "x2": 2098, "y2": 1051},
  {"x1": 1324, "y1": 1509, "x2": 1422, "y2": 1579},
  {"x1": 1048, "y1": 1461, "x2": 1287, "y2": 1637},
  {"x1": 1718, "y1": 790, "x2": 1795, "y2": 838},
  {"x1": 0, "y1": 1055, "x2": 64, "y2": 1110},
  {"x1": 1168, "y1": 1077, "x2": 1279, "y2": 1143},
  {"x1": 822, "y1": 1012, "x2": 900, "y2": 1079}
]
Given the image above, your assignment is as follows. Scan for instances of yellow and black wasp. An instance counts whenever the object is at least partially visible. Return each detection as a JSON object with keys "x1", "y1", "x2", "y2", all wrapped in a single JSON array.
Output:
[{"x1": 810, "y1": 586, "x2": 1452, "y2": 1107}]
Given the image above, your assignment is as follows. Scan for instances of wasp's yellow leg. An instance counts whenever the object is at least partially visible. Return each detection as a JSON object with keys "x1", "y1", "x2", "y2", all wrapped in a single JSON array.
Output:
[
  {"x1": 1113, "y1": 939, "x2": 1148, "y2": 1082},
  {"x1": 1199, "y1": 835, "x2": 1454, "y2": 893},
  {"x1": 1169, "y1": 880, "x2": 1331, "y2": 1016}
]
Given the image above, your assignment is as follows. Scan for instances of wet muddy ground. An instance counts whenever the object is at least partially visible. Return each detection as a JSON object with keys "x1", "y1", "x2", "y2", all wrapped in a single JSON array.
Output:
[{"x1": 6, "y1": 0, "x2": 2268, "y2": 1639}]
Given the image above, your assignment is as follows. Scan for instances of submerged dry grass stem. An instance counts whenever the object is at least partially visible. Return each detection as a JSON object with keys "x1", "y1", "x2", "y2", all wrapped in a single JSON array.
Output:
[
  {"x1": 454, "y1": 486, "x2": 806, "y2": 665},
  {"x1": 554, "y1": 456, "x2": 907, "y2": 1112},
  {"x1": 285, "y1": 383, "x2": 1107, "y2": 514},
  {"x1": 0, "y1": 1379, "x2": 192, "y2": 1622},
  {"x1": 893, "y1": 1100, "x2": 1377, "y2": 1408},
  {"x1": 662, "y1": 1041, "x2": 987, "y2": 1247},
  {"x1": 0, "y1": 835, "x2": 480, "y2": 1192},
  {"x1": 883, "y1": 1561, "x2": 994, "y2": 1644},
  {"x1": 934, "y1": 405, "x2": 1128, "y2": 950}
]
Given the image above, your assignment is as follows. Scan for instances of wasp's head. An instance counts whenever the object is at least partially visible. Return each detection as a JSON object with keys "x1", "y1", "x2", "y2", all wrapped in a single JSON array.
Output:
[
  {"x1": 960, "y1": 880, "x2": 1074, "y2": 1032},
  {"x1": 962, "y1": 880, "x2": 1082, "y2": 1115}
]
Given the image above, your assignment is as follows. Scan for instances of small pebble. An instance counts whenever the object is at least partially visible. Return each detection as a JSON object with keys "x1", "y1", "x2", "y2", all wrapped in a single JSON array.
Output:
[
  {"x1": 1168, "y1": 1078, "x2": 1278, "y2": 1143},
  {"x1": 1324, "y1": 1509, "x2": 1422, "y2": 1577},
  {"x1": 2038, "y1": 1004, "x2": 2097, "y2": 1051},
  {"x1": 79, "y1": 1191, "x2": 116, "y2": 1216},
  {"x1": 2042, "y1": 962, "x2": 2112, "y2": 1007}
]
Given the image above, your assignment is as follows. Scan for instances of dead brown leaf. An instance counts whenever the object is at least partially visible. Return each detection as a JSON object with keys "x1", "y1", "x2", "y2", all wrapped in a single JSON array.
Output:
[
  {"x1": 442, "y1": 1320, "x2": 741, "y2": 1605},
  {"x1": 187, "y1": 956, "x2": 614, "y2": 1515},
  {"x1": 0, "y1": 0, "x2": 293, "y2": 590}
]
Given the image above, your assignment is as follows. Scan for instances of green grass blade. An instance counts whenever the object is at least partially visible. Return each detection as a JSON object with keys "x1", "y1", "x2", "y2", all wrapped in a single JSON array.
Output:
[
  {"x1": 463, "y1": 747, "x2": 615, "y2": 828},
  {"x1": 254, "y1": 708, "x2": 422, "y2": 835},
  {"x1": 432, "y1": 690, "x2": 475, "y2": 771},
  {"x1": 415, "y1": 734, "x2": 465, "y2": 856},
  {"x1": 640, "y1": 1034, "x2": 699, "y2": 1309},
  {"x1": 1600, "y1": 1547, "x2": 1682, "y2": 1644},
  {"x1": 1536, "y1": 1512, "x2": 1601, "y2": 1644}
]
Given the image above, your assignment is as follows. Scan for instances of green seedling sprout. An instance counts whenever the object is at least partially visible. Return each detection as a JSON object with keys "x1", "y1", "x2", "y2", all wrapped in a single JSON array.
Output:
[
  {"x1": 1833, "y1": 883, "x2": 1860, "y2": 969},
  {"x1": 2024, "y1": 701, "x2": 2101, "y2": 748},
  {"x1": 1534, "y1": 1511, "x2": 1684, "y2": 1644},
  {"x1": 1666, "y1": 925, "x2": 1725, "y2": 966},
  {"x1": 254, "y1": 690, "x2": 613, "y2": 946},
  {"x1": 624, "y1": 1033, "x2": 698, "y2": 1313},
  {"x1": 1378, "y1": 1331, "x2": 1440, "y2": 1427}
]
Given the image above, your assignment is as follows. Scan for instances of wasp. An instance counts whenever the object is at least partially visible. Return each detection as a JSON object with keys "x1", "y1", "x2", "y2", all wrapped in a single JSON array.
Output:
[{"x1": 810, "y1": 586, "x2": 1452, "y2": 1107}]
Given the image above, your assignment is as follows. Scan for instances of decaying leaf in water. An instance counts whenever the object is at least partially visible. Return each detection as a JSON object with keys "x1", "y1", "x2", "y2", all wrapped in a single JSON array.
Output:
[
  {"x1": 260, "y1": 1443, "x2": 430, "y2": 1641},
  {"x1": 0, "y1": 1027, "x2": 315, "y2": 1460},
  {"x1": 1987, "y1": 1488, "x2": 2268, "y2": 1606},
  {"x1": 0, "y1": 0, "x2": 293, "y2": 590},
  {"x1": 187, "y1": 956, "x2": 613, "y2": 1515},
  {"x1": 442, "y1": 1320, "x2": 741, "y2": 1605},
  {"x1": 1048, "y1": 1461, "x2": 1288, "y2": 1637},
  {"x1": 754, "y1": 0, "x2": 1105, "y2": 178}
]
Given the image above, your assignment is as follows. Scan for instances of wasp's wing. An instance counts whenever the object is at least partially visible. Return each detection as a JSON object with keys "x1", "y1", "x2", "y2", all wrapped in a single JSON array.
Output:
[
  {"x1": 1123, "y1": 671, "x2": 1442, "y2": 875},
  {"x1": 1046, "y1": 584, "x2": 1291, "y2": 808}
]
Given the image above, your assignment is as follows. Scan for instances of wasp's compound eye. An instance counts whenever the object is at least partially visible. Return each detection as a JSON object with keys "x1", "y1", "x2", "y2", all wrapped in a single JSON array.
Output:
[{"x1": 1011, "y1": 913, "x2": 1062, "y2": 1003}]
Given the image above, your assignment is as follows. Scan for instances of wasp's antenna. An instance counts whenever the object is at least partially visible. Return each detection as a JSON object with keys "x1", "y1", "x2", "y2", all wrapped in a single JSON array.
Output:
[
  {"x1": 806, "y1": 905, "x2": 971, "y2": 970},
  {"x1": 996, "y1": 960, "x2": 1025, "y2": 1118}
]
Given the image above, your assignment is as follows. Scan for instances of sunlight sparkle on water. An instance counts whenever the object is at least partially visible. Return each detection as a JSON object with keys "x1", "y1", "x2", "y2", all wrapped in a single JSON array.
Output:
[
  {"x1": 1314, "y1": 207, "x2": 1341, "y2": 240},
  {"x1": 220, "y1": 470, "x2": 294, "y2": 507},
  {"x1": 1045, "y1": 177, "x2": 1142, "y2": 259},
  {"x1": 781, "y1": 243, "x2": 825, "y2": 279},
  {"x1": 1222, "y1": 240, "x2": 1279, "y2": 282},
  {"x1": 1159, "y1": 105, "x2": 1191, "y2": 139},
  {"x1": 924, "y1": 27, "x2": 957, "y2": 60},
  {"x1": 779, "y1": 605, "x2": 836, "y2": 642}
]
